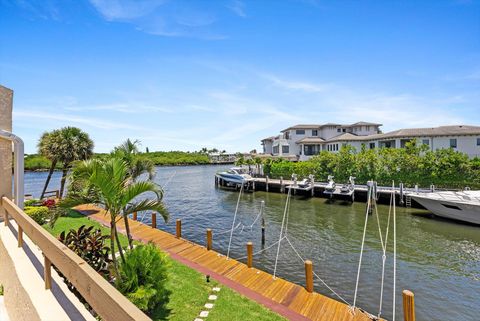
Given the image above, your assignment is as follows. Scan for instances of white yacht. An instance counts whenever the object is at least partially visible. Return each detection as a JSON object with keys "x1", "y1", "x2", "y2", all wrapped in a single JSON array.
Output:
[
  {"x1": 216, "y1": 167, "x2": 252, "y2": 185},
  {"x1": 411, "y1": 190, "x2": 480, "y2": 225}
]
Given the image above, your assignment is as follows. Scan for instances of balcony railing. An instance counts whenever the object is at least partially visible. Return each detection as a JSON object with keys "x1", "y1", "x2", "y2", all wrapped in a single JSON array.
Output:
[{"x1": 1, "y1": 196, "x2": 151, "y2": 321}]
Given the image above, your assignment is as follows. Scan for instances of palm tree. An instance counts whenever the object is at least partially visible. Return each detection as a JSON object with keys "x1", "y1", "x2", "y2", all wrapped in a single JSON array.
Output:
[
  {"x1": 62, "y1": 157, "x2": 168, "y2": 277},
  {"x1": 38, "y1": 130, "x2": 61, "y2": 199},
  {"x1": 39, "y1": 127, "x2": 94, "y2": 199},
  {"x1": 112, "y1": 139, "x2": 156, "y2": 248},
  {"x1": 113, "y1": 139, "x2": 155, "y2": 181}
]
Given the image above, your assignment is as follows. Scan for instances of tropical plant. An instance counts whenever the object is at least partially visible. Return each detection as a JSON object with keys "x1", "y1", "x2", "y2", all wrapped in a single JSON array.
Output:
[
  {"x1": 115, "y1": 243, "x2": 170, "y2": 314},
  {"x1": 61, "y1": 157, "x2": 168, "y2": 277},
  {"x1": 38, "y1": 127, "x2": 94, "y2": 199}
]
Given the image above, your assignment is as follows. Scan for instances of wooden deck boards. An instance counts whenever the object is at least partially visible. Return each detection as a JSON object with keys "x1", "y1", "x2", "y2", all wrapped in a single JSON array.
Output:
[{"x1": 76, "y1": 204, "x2": 377, "y2": 321}]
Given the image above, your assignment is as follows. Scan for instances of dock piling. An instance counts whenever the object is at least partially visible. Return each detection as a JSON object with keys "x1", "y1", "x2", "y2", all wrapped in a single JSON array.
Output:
[
  {"x1": 266, "y1": 176, "x2": 269, "y2": 192},
  {"x1": 280, "y1": 176, "x2": 284, "y2": 193},
  {"x1": 305, "y1": 260, "x2": 314, "y2": 293},
  {"x1": 206, "y1": 228, "x2": 212, "y2": 250},
  {"x1": 176, "y1": 219, "x2": 182, "y2": 238},
  {"x1": 151, "y1": 213, "x2": 157, "y2": 229},
  {"x1": 402, "y1": 290, "x2": 416, "y2": 321},
  {"x1": 247, "y1": 242, "x2": 253, "y2": 268}
]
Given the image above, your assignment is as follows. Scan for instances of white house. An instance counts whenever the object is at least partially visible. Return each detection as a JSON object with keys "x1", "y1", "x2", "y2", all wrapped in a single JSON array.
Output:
[{"x1": 261, "y1": 123, "x2": 480, "y2": 160}]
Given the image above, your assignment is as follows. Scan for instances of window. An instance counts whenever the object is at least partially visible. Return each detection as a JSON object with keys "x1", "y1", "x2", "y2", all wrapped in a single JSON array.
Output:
[
  {"x1": 477, "y1": 138, "x2": 480, "y2": 146},
  {"x1": 367, "y1": 126, "x2": 371, "y2": 131},
  {"x1": 422, "y1": 139, "x2": 429, "y2": 146},
  {"x1": 336, "y1": 144, "x2": 339, "y2": 151},
  {"x1": 354, "y1": 127, "x2": 358, "y2": 132},
  {"x1": 450, "y1": 139, "x2": 457, "y2": 148},
  {"x1": 369, "y1": 143, "x2": 375, "y2": 149},
  {"x1": 296, "y1": 129, "x2": 305, "y2": 135},
  {"x1": 282, "y1": 145, "x2": 289, "y2": 154},
  {"x1": 284, "y1": 132, "x2": 290, "y2": 139},
  {"x1": 312, "y1": 129, "x2": 318, "y2": 136},
  {"x1": 343, "y1": 128, "x2": 346, "y2": 132},
  {"x1": 337, "y1": 128, "x2": 341, "y2": 132},
  {"x1": 273, "y1": 146, "x2": 279, "y2": 154}
]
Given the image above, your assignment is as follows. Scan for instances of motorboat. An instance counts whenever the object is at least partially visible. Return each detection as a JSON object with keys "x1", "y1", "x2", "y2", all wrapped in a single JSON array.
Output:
[
  {"x1": 216, "y1": 167, "x2": 253, "y2": 185},
  {"x1": 324, "y1": 175, "x2": 336, "y2": 193},
  {"x1": 410, "y1": 190, "x2": 480, "y2": 225}
]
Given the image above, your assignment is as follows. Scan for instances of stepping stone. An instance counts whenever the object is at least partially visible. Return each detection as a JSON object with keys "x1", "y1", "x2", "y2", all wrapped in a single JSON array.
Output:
[
  {"x1": 199, "y1": 311, "x2": 209, "y2": 318},
  {"x1": 208, "y1": 295, "x2": 218, "y2": 300},
  {"x1": 212, "y1": 287, "x2": 221, "y2": 292},
  {"x1": 205, "y1": 303, "x2": 214, "y2": 309}
]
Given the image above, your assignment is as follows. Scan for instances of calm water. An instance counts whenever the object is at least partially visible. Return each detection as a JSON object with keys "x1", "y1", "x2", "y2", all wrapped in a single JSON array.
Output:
[{"x1": 25, "y1": 166, "x2": 480, "y2": 321}]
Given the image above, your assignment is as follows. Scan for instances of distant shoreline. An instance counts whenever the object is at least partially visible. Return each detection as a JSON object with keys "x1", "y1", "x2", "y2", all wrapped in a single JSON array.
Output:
[{"x1": 24, "y1": 162, "x2": 235, "y2": 172}]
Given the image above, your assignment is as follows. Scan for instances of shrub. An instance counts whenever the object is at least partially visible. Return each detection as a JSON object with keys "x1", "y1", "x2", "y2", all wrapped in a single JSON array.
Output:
[
  {"x1": 115, "y1": 243, "x2": 170, "y2": 314},
  {"x1": 58, "y1": 225, "x2": 111, "y2": 278},
  {"x1": 24, "y1": 206, "x2": 49, "y2": 225},
  {"x1": 24, "y1": 199, "x2": 41, "y2": 207}
]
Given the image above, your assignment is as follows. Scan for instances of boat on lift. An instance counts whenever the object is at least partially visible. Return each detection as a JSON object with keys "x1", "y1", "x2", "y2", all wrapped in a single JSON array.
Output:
[
  {"x1": 216, "y1": 167, "x2": 253, "y2": 185},
  {"x1": 340, "y1": 176, "x2": 355, "y2": 194},
  {"x1": 324, "y1": 175, "x2": 336, "y2": 195},
  {"x1": 410, "y1": 190, "x2": 480, "y2": 225}
]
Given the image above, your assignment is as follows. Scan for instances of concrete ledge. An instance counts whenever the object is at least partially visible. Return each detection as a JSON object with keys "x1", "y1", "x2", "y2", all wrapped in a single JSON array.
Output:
[{"x1": 0, "y1": 220, "x2": 95, "y2": 321}]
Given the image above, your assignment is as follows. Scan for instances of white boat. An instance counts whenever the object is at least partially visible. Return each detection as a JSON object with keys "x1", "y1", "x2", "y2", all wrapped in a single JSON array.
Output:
[
  {"x1": 216, "y1": 167, "x2": 252, "y2": 185},
  {"x1": 411, "y1": 190, "x2": 480, "y2": 225}
]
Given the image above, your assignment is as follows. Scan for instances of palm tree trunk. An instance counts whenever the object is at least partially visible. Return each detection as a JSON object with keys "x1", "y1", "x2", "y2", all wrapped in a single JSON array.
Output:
[
  {"x1": 40, "y1": 159, "x2": 57, "y2": 199},
  {"x1": 114, "y1": 227, "x2": 126, "y2": 264},
  {"x1": 110, "y1": 222, "x2": 120, "y2": 280},
  {"x1": 123, "y1": 213, "x2": 134, "y2": 250},
  {"x1": 59, "y1": 163, "x2": 69, "y2": 199}
]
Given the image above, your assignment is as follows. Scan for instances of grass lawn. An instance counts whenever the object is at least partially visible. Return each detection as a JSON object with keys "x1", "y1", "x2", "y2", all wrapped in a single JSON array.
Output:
[{"x1": 43, "y1": 210, "x2": 286, "y2": 321}]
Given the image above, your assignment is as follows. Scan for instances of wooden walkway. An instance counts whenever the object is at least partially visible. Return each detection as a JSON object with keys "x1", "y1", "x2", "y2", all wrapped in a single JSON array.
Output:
[{"x1": 75, "y1": 204, "x2": 378, "y2": 321}]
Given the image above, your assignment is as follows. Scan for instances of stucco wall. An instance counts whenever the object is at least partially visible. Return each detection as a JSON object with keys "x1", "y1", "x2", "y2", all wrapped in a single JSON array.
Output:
[{"x1": 0, "y1": 85, "x2": 13, "y2": 207}]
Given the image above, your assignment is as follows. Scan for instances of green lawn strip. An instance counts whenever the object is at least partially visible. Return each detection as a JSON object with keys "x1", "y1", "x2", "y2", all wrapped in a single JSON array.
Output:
[
  {"x1": 42, "y1": 209, "x2": 129, "y2": 249},
  {"x1": 42, "y1": 210, "x2": 286, "y2": 321}
]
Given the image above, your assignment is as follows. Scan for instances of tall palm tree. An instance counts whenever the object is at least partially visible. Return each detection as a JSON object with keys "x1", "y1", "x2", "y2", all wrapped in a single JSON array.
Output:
[
  {"x1": 38, "y1": 130, "x2": 61, "y2": 199},
  {"x1": 57, "y1": 127, "x2": 94, "y2": 198},
  {"x1": 62, "y1": 157, "x2": 168, "y2": 277},
  {"x1": 113, "y1": 139, "x2": 157, "y2": 248}
]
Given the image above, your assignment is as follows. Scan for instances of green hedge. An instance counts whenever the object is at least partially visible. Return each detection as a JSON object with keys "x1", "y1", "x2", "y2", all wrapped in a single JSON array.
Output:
[
  {"x1": 267, "y1": 143, "x2": 480, "y2": 189},
  {"x1": 24, "y1": 206, "x2": 49, "y2": 225}
]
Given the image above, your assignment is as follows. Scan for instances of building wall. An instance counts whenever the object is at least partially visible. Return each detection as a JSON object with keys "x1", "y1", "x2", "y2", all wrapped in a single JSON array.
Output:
[
  {"x1": 0, "y1": 85, "x2": 13, "y2": 213},
  {"x1": 432, "y1": 136, "x2": 480, "y2": 158}
]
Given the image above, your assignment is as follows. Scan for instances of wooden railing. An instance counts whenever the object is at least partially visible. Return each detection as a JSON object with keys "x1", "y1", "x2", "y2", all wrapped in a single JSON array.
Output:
[{"x1": 1, "y1": 196, "x2": 151, "y2": 321}]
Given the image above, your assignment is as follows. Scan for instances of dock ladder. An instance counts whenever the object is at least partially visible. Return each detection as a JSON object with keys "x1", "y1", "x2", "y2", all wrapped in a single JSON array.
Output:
[{"x1": 405, "y1": 195, "x2": 412, "y2": 208}]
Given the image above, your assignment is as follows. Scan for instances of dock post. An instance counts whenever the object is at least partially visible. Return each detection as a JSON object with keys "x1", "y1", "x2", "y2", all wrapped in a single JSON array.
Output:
[
  {"x1": 430, "y1": 184, "x2": 435, "y2": 192},
  {"x1": 399, "y1": 183, "x2": 404, "y2": 205},
  {"x1": 402, "y1": 290, "x2": 416, "y2": 321},
  {"x1": 305, "y1": 260, "x2": 314, "y2": 293},
  {"x1": 266, "y1": 176, "x2": 269, "y2": 192},
  {"x1": 252, "y1": 180, "x2": 256, "y2": 191},
  {"x1": 280, "y1": 176, "x2": 284, "y2": 193},
  {"x1": 206, "y1": 228, "x2": 212, "y2": 250},
  {"x1": 176, "y1": 219, "x2": 182, "y2": 238},
  {"x1": 310, "y1": 174, "x2": 315, "y2": 197},
  {"x1": 247, "y1": 242, "x2": 253, "y2": 268},
  {"x1": 133, "y1": 211, "x2": 137, "y2": 221},
  {"x1": 151, "y1": 213, "x2": 157, "y2": 228}
]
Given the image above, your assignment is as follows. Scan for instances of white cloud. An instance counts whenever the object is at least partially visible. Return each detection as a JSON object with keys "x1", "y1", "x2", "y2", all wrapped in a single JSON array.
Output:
[
  {"x1": 88, "y1": 0, "x2": 166, "y2": 20},
  {"x1": 227, "y1": 0, "x2": 246, "y2": 18},
  {"x1": 13, "y1": 110, "x2": 143, "y2": 130},
  {"x1": 64, "y1": 103, "x2": 174, "y2": 114}
]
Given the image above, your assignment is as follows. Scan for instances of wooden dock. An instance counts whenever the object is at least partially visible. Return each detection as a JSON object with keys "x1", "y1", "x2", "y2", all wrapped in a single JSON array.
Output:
[{"x1": 75, "y1": 204, "x2": 380, "y2": 321}]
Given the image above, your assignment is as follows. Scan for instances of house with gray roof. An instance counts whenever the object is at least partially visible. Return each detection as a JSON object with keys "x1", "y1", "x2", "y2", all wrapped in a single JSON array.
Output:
[{"x1": 260, "y1": 123, "x2": 480, "y2": 161}]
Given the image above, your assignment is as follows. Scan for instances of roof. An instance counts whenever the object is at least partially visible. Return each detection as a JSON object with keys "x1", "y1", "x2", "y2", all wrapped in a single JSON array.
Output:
[
  {"x1": 296, "y1": 137, "x2": 326, "y2": 144},
  {"x1": 260, "y1": 136, "x2": 276, "y2": 142},
  {"x1": 349, "y1": 121, "x2": 383, "y2": 126},
  {"x1": 325, "y1": 133, "x2": 368, "y2": 143},
  {"x1": 280, "y1": 124, "x2": 321, "y2": 132},
  {"x1": 374, "y1": 125, "x2": 480, "y2": 140}
]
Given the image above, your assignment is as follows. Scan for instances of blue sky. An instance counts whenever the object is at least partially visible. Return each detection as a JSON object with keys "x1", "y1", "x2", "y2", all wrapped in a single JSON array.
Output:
[{"x1": 1, "y1": 0, "x2": 479, "y2": 154}]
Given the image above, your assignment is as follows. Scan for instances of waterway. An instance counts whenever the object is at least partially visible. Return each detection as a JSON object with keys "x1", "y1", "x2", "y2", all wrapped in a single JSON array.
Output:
[{"x1": 25, "y1": 165, "x2": 480, "y2": 321}]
